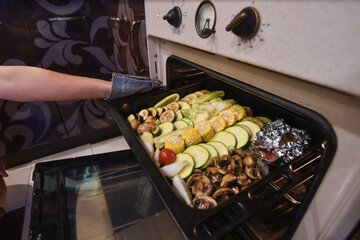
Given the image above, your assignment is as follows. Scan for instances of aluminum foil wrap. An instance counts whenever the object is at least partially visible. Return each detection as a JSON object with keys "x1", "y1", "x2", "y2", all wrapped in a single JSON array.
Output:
[{"x1": 254, "y1": 119, "x2": 311, "y2": 165}]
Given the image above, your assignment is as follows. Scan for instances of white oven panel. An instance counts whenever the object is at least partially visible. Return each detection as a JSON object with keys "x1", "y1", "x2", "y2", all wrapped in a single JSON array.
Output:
[{"x1": 145, "y1": 0, "x2": 360, "y2": 97}]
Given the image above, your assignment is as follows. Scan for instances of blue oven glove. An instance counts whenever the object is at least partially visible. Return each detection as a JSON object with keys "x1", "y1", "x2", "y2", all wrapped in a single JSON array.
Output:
[{"x1": 104, "y1": 73, "x2": 162, "y2": 101}]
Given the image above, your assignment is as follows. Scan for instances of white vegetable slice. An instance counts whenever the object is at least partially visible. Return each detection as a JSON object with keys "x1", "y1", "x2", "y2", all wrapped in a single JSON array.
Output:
[
  {"x1": 172, "y1": 175, "x2": 192, "y2": 206},
  {"x1": 143, "y1": 141, "x2": 154, "y2": 157},
  {"x1": 160, "y1": 161, "x2": 188, "y2": 178},
  {"x1": 153, "y1": 148, "x2": 160, "y2": 165}
]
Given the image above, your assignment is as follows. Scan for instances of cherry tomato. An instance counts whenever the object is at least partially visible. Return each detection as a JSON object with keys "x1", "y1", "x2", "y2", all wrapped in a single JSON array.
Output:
[{"x1": 159, "y1": 148, "x2": 176, "y2": 165}]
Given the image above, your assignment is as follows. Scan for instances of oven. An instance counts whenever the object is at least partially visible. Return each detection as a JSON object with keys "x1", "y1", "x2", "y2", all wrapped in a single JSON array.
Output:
[
  {"x1": 29, "y1": 1, "x2": 360, "y2": 240},
  {"x1": 138, "y1": 1, "x2": 360, "y2": 239}
]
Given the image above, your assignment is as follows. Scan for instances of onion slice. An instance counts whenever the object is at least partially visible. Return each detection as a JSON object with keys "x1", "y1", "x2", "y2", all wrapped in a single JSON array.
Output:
[
  {"x1": 172, "y1": 175, "x2": 192, "y2": 206},
  {"x1": 160, "y1": 161, "x2": 188, "y2": 177}
]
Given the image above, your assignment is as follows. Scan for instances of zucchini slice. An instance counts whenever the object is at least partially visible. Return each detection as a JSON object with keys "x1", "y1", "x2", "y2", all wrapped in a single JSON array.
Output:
[
  {"x1": 138, "y1": 109, "x2": 149, "y2": 122},
  {"x1": 256, "y1": 116, "x2": 272, "y2": 124},
  {"x1": 210, "y1": 131, "x2": 237, "y2": 150},
  {"x1": 198, "y1": 143, "x2": 218, "y2": 159},
  {"x1": 159, "y1": 122, "x2": 174, "y2": 135},
  {"x1": 183, "y1": 145, "x2": 210, "y2": 169},
  {"x1": 159, "y1": 110, "x2": 176, "y2": 123},
  {"x1": 174, "y1": 153, "x2": 195, "y2": 179},
  {"x1": 225, "y1": 125, "x2": 250, "y2": 149},
  {"x1": 182, "y1": 117, "x2": 194, "y2": 127},
  {"x1": 148, "y1": 107, "x2": 157, "y2": 117},
  {"x1": 174, "y1": 120, "x2": 188, "y2": 130},
  {"x1": 206, "y1": 141, "x2": 229, "y2": 156},
  {"x1": 237, "y1": 120, "x2": 261, "y2": 141}
]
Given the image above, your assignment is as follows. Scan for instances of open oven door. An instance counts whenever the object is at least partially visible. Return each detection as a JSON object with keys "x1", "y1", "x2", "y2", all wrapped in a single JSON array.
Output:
[{"x1": 107, "y1": 56, "x2": 337, "y2": 240}]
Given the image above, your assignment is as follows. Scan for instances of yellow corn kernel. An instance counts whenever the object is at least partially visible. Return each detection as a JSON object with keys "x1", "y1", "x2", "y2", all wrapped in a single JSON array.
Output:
[
  {"x1": 209, "y1": 115, "x2": 227, "y2": 132},
  {"x1": 218, "y1": 109, "x2": 236, "y2": 127},
  {"x1": 195, "y1": 120, "x2": 215, "y2": 142},
  {"x1": 181, "y1": 128, "x2": 202, "y2": 147},
  {"x1": 230, "y1": 104, "x2": 246, "y2": 121},
  {"x1": 164, "y1": 135, "x2": 185, "y2": 154}
]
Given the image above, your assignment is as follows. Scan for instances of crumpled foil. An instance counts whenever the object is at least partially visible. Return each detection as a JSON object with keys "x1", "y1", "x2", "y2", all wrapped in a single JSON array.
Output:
[{"x1": 254, "y1": 119, "x2": 311, "y2": 164}]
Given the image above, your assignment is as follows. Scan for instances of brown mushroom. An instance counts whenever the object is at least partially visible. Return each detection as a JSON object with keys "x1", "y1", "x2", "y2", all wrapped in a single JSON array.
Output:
[
  {"x1": 230, "y1": 148, "x2": 246, "y2": 158},
  {"x1": 137, "y1": 123, "x2": 156, "y2": 135},
  {"x1": 236, "y1": 172, "x2": 252, "y2": 186},
  {"x1": 245, "y1": 166, "x2": 262, "y2": 180},
  {"x1": 243, "y1": 154, "x2": 256, "y2": 167},
  {"x1": 144, "y1": 115, "x2": 156, "y2": 123},
  {"x1": 129, "y1": 119, "x2": 141, "y2": 131},
  {"x1": 220, "y1": 174, "x2": 237, "y2": 187},
  {"x1": 213, "y1": 188, "x2": 235, "y2": 204},
  {"x1": 231, "y1": 155, "x2": 243, "y2": 168},
  {"x1": 206, "y1": 156, "x2": 219, "y2": 167},
  {"x1": 231, "y1": 186, "x2": 240, "y2": 194},
  {"x1": 192, "y1": 195, "x2": 218, "y2": 209},
  {"x1": 209, "y1": 173, "x2": 223, "y2": 187},
  {"x1": 186, "y1": 174, "x2": 213, "y2": 196}
]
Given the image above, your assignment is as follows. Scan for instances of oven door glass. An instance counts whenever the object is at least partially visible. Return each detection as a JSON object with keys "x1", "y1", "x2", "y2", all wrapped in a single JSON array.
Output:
[{"x1": 30, "y1": 150, "x2": 183, "y2": 240}]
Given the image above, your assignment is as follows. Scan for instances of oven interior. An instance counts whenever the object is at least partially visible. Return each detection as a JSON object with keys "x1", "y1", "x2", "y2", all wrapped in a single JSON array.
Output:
[{"x1": 108, "y1": 56, "x2": 336, "y2": 239}]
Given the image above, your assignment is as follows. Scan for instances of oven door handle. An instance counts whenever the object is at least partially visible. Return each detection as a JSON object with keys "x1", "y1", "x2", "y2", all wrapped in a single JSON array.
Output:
[{"x1": 130, "y1": 20, "x2": 145, "y2": 73}]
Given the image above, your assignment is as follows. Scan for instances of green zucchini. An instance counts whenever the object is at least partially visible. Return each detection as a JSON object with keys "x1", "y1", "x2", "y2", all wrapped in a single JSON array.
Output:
[
  {"x1": 138, "y1": 109, "x2": 149, "y2": 122},
  {"x1": 159, "y1": 122, "x2": 174, "y2": 135},
  {"x1": 210, "y1": 131, "x2": 237, "y2": 150},
  {"x1": 237, "y1": 120, "x2": 261, "y2": 141},
  {"x1": 183, "y1": 145, "x2": 210, "y2": 169},
  {"x1": 174, "y1": 153, "x2": 195, "y2": 179},
  {"x1": 225, "y1": 125, "x2": 250, "y2": 149},
  {"x1": 174, "y1": 120, "x2": 188, "y2": 130},
  {"x1": 206, "y1": 141, "x2": 229, "y2": 156}
]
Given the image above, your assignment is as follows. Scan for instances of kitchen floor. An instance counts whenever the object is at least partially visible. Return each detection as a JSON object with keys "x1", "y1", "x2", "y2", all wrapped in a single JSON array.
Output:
[{"x1": 2, "y1": 136, "x2": 130, "y2": 240}]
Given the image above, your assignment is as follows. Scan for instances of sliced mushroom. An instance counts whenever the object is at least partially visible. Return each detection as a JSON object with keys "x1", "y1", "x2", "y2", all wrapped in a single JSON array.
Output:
[
  {"x1": 144, "y1": 115, "x2": 156, "y2": 123},
  {"x1": 216, "y1": 155, "x2": 232, "y2": 174},
  {"x1": 186, "y1": 174, "x2": 213, "y2": 196},
  {"x1": 236, "y1": 172, "x2": 252, "y2": 186},
  {"x1": 220, "y1": 174, "x2": 237, "y2": 187},
  {"x1": 213, "y1": 188, "x2": 234, "y2": 204},
  {"x1": 193, "y1": 169, "x2": 203, "y2": 175},
  {"x1": 209, "y1": 173, "x2": 223, "y2": 187},
  {"x1": 231, "y1": 186, "x2": 240, "y2": 194},
  {"x1": 193, "y1": 195, "x2": 218, "y2": 209},
  {"x1": 231, "y1": 155, "x2": 243, "y2": 168},
  {"x1": 243, "y1": 154, "x2": 256, "y2": 167},
  {"x1": 245, "y1": 166, "x2": 262, "y2": 180},
  {"x1": 206, "y1": 166, "x2": 223, "y2": 175},
  {"x1": 230, "y1": 148, "x2": 246, "y2": 158},
  {"x1": 206, "y1": 156, "x2": 219, "y2": 167}
]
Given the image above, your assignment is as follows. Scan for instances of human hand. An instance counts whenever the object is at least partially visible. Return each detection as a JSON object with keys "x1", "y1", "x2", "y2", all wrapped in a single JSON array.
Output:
[{"x1": 104, "y1": 73, "x2": 162, "y2": 101}]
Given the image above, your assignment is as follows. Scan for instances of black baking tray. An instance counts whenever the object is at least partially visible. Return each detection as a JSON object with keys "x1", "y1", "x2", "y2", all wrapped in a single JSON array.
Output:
[{"x1": 108, "y1": 56, "x2": 337, "y2": 239}]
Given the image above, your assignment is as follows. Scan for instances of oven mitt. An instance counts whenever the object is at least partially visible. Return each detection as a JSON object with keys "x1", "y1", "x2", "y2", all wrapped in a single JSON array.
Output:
[{"x1": 104, "y1": 73, "x2": 162, "y2": 101}]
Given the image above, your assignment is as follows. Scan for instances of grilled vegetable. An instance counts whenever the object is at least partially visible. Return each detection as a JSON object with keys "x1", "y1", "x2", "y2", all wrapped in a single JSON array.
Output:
[
  {"x1": 191, "y1": 91, "x2": 225, "y2": 105},
  {"x1": 243, "y1": 106, "x2": 253, "y2": 117},
  {"x1": 159, "y1": 148, "x2": 176, "y2": 165},
  {"x1": 206, "y1": 141, "x2": 229, "y2": 156},
  {"x1": 127, "y1": 114, "x2": 139, "y2": 122},
  {"x1": 218, "y1": 109, "x2": 237, "y2": 127},
  {"x1": 237, "y1": 120, "x2": 261, "y2": 141},
  {"x1": 160, "y1": 161, "x2": 188, "y2": 177},
  {"x1": 230, "y1": 104, "x2": 246, "y2": 121},
  {"x1": 137, "y1": 122, "x2": 156, "y2": 135},
  {"x1": 182, "y1": 117, "x2": 194, "y2": 127},
  {"x1": 167, "y1": 102, "x2": 180, "y2": 112},
  {"x1": 160, "y1": 110, "x2": 176, "y2": 123},
  {"x1": 172, "y1": 175, "x2": 193, "y2": 206},
  {"x1": 129, "y1": 119, "x2": 141, "y2": 130},
  {"x1": 140, "y1": 131, "x2": 154, "y2": 145},
  {"x1": 153, "y1": 93, "x2": 180, "y2": 108},
  {"x1": 156, "y1": 107, "x2": 163, "y2": 116},
  {"x1": 165, "y1": 135, "x2": 186, "y2": 154},
  {"x1": 225, "y1": 126, "x2": 250, "y2": 149},
  {"x1": 138, "y1": 109, "x2": 149, "y2": 122},
  {"x1": 152, "y1": 125, "x2": 162, "y2": 136},
  {"x1": 210, "y1": 131, "x2": 237, "y2": 150},
  {"x1": 159, "y1": 122, "x2": 175, "y2": 135},
  {"x1": 209, "y1": 115, "x2": 227, "y2": 132},
  {"x1": 174, "y1": 153, "x2": 195, "y2": 179},
  {"x1": 183, "y1": 145, "x2": 210, "y2": 168},
  {"x1": 154, "y1": 126, "x2": 191, "y2": 149},
  {"x1": 256, "y1": 116, "x2": 272, "y2": 124},
  {"x1": 175, "y1": 110, "x2": 183, "y2": 120},
  {"x1": 181, "y1": 128, "x2": 202, "y2": 147},
  {"x1": 174, "y1": 120, "x2": 188, "y2": 130},
  {"x1": 243, "y1": 116, "x2": 264, "y2": 128},
  {"x1": 194, "y1": 120, "x2": 215, "y2": 142},
  {"x1": 148, "y1": 107, "x2": 157, "y2": 117}
]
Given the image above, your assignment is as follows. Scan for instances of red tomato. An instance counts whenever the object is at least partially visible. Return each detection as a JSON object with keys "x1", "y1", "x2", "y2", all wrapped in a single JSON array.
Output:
[{"x1": 159, "y1": 148, "x2": 176, "y2": 165}]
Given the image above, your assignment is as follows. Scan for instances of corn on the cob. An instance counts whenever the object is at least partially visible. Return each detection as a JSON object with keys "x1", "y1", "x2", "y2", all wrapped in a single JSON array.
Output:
[
  {"x1": 181, "y1": 128, "x2": 202, "y2": 147},
  {"x1": 230, "y1": 104, "x2": 246, "y2": 121},
  {"x1": 194, "y1": 120, "x2": 215, "y2": 142},
  {"x1": 209, "y1": 115, "x2": 227, "y2": 132},
  {"x1": 164, "y1": 135, "x2": 185, "y2": 154},
  {"x1": 218, "y1": 109, "x2": 236, "y2": 127}
]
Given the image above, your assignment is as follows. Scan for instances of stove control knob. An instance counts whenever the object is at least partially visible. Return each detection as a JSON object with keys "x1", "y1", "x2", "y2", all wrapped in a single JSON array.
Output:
[
  {"x1": 163, "y1": 6, "x2": 182, "y2": 28},
  {"x1": 226, "y1": 7, "x2": 260, "y2": 40}
]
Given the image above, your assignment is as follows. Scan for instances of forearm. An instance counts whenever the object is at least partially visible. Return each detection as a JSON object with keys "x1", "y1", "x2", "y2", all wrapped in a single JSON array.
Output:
[{"x1": 0, "y1": 66, "x2": 111, "y2": 102}]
